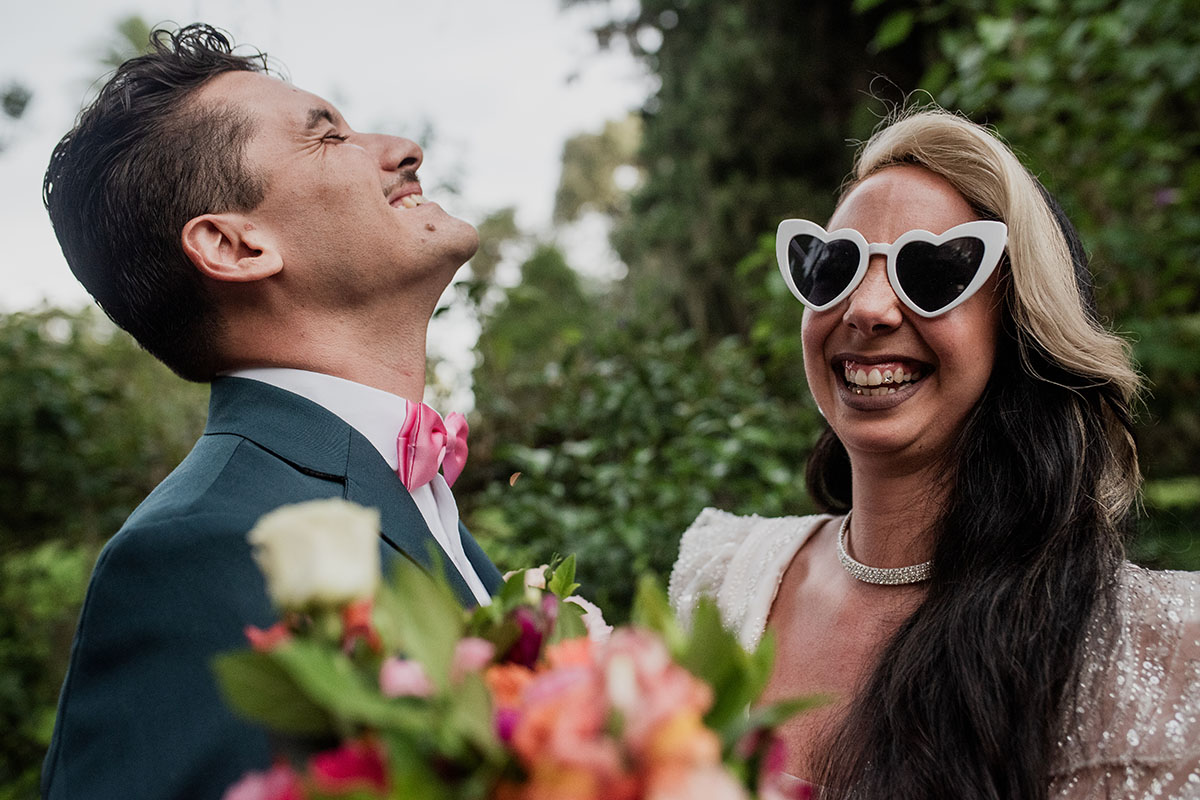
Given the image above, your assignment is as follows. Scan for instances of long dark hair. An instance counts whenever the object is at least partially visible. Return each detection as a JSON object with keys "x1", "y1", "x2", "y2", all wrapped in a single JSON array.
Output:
[{"x1": 806, "y1": 111, "x2": 1141, "y2": 798}]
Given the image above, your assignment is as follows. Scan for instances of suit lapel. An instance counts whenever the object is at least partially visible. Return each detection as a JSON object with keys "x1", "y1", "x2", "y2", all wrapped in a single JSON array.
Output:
[
  {"x1": 342, "y1": 420, "x2": 478, "y2": 606},
  {"x1": 460, "y1": 521, "x2": 504, "y2": 594},
  {"x1": 208, "y1": 377, "x2": 482, "y2": 607}
]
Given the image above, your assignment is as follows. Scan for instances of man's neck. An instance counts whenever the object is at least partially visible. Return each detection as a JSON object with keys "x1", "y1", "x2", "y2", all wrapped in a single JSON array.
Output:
[{"x1": 220, "y1": 312, "x2": 430, "y2": 401}]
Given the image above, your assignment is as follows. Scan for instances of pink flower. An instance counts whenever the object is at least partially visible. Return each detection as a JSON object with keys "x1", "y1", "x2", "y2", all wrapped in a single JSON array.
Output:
[
  {"x1": 244, "y1": 623, "x2": 292, "y2": 653},
  {"x1": 566, "y1": 596, "x2": 613, "y2": 643},
  {"x1": 379, "y1": 657, "x2": 433, "y2": 698},
  {"x1": 308, "y1": 739, "x2": 388, "y2": 795},
  {"x1": 222, "y1": 763, "x2": 305, "y2": 800},
  {"x1": 451, "y1": 636, "x2": 496, "y2": 682},
  {"x1": 644, "y1": 764, "x2": 749, "y2": 800},
  {"x1": 511, "y1": 664, "x2": 623, "y2": 778},
  {"x1": 599, "y1": 629, "x2": 713, "y2": 755}
]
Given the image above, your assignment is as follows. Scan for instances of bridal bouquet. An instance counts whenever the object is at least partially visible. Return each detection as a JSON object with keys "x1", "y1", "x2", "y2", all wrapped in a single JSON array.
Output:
[{"x1": 216, "y1": 499, "x2": 814, "y2": 800}]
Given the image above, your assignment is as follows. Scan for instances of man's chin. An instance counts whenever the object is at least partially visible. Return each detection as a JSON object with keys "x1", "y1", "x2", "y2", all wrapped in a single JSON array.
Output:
[{"x1": 444, "y1": 217, "x2": 480, "y2": 264}]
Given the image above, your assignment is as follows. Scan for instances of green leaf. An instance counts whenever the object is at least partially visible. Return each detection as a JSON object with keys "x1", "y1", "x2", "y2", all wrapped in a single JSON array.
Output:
[
  {"x1": 1145, "y1": 477, "x2": 1200, "y2": 510},
  {"x1": 547, "y1": 554, "x2": 580, "y2": 598},
  {"x1": 852, "y1": 0, "x2": 889, "y2": 12},
  {"x1": 871, "y1": 10, "x2": 915, "y2": 52},
  {"x1": 377, "y1": 558, "x2": 465, "y2": 690},
  {"x1": 381, "y1": 730, "x2": 454, "y2": 799},
  {"x1": 678, "y1": 600, "x2": 755, "y2": 730},
  {"x1": 498, "y1": 570, "x2": 531, "y2": 607},
  {"x1": 748, "y1": 695, "x2": 830, "y2": 730},
  {"x1": 212, "y1": 650, "x2": 335, "y2": 736},
  {"x1": 549, "y1": 599, "x2": 588, "y2": 643},
  {"x1": 443, "y1": 672, "x2": 505, "y2": 760},
  {"x1": 269, "y1": 640, "x2": 432, "y2": 733},
  {"x1": 976, "y1": 16, "x2": 1016, "y2": 52},
  {"x1": 630, "y1": 576, "x2": 684, "y2": 653}
]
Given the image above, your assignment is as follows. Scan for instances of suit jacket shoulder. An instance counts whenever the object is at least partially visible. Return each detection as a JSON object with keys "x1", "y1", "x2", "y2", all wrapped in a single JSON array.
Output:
[{"x1": 42, "y1": 377, "x2": 494, "y2": 800}]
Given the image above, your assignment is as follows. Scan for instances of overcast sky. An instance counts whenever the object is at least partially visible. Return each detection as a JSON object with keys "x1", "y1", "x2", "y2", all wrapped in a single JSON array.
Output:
[{"x1": 0, "y1": 0, "x2": 652, "y2": 312}]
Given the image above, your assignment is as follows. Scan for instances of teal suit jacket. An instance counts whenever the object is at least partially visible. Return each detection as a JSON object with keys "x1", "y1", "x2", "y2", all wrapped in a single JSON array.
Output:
[{"x1": 41, "y1": 377, "x2": 502, "y2": 799}]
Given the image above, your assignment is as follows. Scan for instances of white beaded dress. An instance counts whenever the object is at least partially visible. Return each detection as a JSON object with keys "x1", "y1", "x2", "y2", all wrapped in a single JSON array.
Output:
[{"x1": 668, "y1": 508, "x2": 1200, "y2": 799}]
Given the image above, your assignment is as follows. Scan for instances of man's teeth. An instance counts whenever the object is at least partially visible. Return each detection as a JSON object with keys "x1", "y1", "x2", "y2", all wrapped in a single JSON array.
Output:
[
  {"x1": 398, "y1": 194, "x2": 427, "y2": 208},
  {"x1": 843, "y1": 364, "x2": 922, "y2": 396}
]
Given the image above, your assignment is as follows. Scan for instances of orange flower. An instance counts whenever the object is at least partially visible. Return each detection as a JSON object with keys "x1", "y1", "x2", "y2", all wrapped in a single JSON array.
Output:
[
  {"x1": 520, "y1": 759, "x2": 602, "y2": 800},
  {"x1": 486, "y1": 663, "x2": 535, "y2": 709},
  {"x1": 545, "y1": 637, "x2": 592, "y2": 669},
  {"x1": 643, "y1": 709, "x2": 721, "y2": 769}
]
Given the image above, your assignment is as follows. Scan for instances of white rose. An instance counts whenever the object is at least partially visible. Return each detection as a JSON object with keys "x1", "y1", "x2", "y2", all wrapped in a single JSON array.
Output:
[{"x1": 248, "y1": 499, "x2": 381, "y2": 611}]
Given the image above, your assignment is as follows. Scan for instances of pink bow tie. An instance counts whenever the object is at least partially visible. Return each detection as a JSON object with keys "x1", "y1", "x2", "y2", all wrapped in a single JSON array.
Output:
[{"x1": 396, "y1": 402, "x2": 469, "y2": 492}]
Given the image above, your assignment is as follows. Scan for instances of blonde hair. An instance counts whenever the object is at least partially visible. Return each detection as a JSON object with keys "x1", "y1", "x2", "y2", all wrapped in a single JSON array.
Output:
[{"x1": 849, "y1": 107, "x2": 1141, "y2": 520}]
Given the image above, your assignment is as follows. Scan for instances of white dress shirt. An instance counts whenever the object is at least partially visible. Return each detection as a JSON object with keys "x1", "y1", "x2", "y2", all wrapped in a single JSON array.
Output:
[{"x1": 226, "y1": 367, "x2": 491, "y2": 605}]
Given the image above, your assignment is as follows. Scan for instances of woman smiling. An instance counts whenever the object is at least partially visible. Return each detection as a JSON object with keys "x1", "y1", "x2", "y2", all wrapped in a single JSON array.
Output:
[{"x1": 670, "y1": 109, "x2": 1200, "y2": 798}]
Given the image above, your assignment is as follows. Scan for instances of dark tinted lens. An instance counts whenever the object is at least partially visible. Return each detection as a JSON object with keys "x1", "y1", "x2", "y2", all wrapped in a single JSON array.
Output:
[
  {"x1": 894, "y1": 237, "x2": 985, "y2": 313},
  {"x1": 788, "y1": 235, "x2": 860, "y2": 306}
]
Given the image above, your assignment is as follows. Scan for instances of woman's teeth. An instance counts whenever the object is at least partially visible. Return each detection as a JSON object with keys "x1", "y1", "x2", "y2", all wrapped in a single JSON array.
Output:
[{"x1": 842, "y1": 364, "x2": 923, "y2": 396}]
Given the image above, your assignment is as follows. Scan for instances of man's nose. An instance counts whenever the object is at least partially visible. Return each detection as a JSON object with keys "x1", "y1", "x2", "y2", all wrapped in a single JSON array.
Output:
[
  {"x1": 842, "y1": 257, "x2": 903, "y2": 334},
  {"x1": 366, "y1": 133, "x2": 423, "y2": 173}
]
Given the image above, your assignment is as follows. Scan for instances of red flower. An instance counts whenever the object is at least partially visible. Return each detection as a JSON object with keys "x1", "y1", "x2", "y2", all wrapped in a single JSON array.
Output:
[
  {"x1": 308, "y1": 739, "x2": 388, "y2": 796},
  {"x1": 340, "y1": 598, "x2": 382, "y2": 654},
  {"x1": 505, "y1": 606, "x2": 545, "y2": 668}
]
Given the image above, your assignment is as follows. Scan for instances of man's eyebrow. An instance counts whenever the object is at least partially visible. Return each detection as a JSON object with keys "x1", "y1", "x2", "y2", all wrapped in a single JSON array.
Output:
[{"x1": 304, "y1": 107, "x2": 339, "y2": 130}]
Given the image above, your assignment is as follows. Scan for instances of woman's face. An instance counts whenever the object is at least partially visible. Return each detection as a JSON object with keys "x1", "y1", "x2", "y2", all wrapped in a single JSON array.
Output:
[{"x1": 801, "y1": 165, "x2": 1004, "y2": 468}]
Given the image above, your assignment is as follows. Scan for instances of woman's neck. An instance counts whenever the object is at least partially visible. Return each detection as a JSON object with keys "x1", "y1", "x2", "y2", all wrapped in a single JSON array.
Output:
[{"x1": 846, "y1": 458, "x2": 948, "y2": 568}]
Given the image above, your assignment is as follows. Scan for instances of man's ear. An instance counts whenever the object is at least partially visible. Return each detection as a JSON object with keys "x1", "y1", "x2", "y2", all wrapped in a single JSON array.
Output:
[{"x1": 181, "y1": 213, "x2": 283, "y2": 283}]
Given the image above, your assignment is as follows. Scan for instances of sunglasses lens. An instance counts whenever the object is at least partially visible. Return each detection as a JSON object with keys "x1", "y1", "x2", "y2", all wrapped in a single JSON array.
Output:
[
  {"x1": 895, "y1": 237, "x2": 986, "y2": 313},
  {"x1": 788, "y1": 235, "x2": 860, "y2": 307}
]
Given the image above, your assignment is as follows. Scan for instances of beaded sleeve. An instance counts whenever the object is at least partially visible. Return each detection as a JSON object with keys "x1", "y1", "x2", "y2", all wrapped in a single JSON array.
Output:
[{"x1": 1050, "y1": 565, "x2": 1200, "y2": 798}]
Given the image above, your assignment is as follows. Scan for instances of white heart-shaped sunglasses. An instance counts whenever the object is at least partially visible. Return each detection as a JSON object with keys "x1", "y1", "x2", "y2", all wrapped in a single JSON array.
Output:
[{"x1": 776, "y1": 219, "x2": 1008, "y2": 318}]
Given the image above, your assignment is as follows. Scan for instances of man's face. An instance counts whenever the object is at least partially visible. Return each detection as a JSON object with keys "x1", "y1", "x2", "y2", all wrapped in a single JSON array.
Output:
[{"x1": 196, "y1": 71, "x2": 478, "y2": 306}]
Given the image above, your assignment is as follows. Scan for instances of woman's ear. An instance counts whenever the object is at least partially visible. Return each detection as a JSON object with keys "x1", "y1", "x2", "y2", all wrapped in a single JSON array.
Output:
[{"x1": 181, "y1": 213, "x2": 283, "y2": 283}]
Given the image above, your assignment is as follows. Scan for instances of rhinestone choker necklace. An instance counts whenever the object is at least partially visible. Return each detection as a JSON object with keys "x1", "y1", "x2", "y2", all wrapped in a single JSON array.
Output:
[{"x1": 837, "y1": 511, "x2": 932, "y2": 585}]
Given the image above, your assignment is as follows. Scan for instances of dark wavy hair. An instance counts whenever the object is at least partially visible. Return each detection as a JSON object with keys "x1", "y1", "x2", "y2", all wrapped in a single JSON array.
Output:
[
  {"x1": 806, "y1": 110, "x2": 1141, "y2": 798},
  {"x1": 44, "y1": 24, "x2": 269, "y2": 381}
]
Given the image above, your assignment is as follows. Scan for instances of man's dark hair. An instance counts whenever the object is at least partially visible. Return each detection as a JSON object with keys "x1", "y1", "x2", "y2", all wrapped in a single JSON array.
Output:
[{"x1": 44, "y1": 24, "x2": 270, "y2": 381}]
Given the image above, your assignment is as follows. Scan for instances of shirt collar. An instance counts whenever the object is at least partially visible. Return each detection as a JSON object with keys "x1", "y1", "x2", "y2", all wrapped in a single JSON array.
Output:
[{"x1": 223, "y1": 367, "x2": 432, "y2": 472}]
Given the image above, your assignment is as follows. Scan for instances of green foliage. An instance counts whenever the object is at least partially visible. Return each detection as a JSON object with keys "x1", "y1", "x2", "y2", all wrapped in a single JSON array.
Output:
[
  {"x1": 900, "y1": 0, "x2": 1200, "y2": 546},
  {"x1": 0, "y1": 307, "x2": 208, "y2": 551},
  {"x1": 0, "y1": 307, "x2": 207, "y2": 796},
  {"x1": 572, "y1": 0, "x2": 929, "y2": 341},
  {"x1": 1, "y1": 84, "x2": 30, "y2": 120},
  {"x1": 553, "y1": 114, "x2": 642, "y2": 224},
  {"x1": 466, "y1": 267, "x2": 824, "y2": 616},
  {"x1": 99, "y1": 15, "x2": 159, "y2": 70},
  {"x1": 0, "y1": 543, "x2": 92, "y2": 794},
  {"x1": 0, "y1": 81, "x2": 31, "y2": 154}
]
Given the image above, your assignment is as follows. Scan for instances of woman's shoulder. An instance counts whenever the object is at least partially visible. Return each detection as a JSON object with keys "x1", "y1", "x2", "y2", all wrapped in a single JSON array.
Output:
[
  {"x1": 1050, "y1": 563, "x2": 1200, "y2": 797},
  {"x1": 668, "y1": 508, "x2": 832, "y2": 649}
]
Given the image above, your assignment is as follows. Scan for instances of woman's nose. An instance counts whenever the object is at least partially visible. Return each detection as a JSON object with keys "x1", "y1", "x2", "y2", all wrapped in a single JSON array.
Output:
[{"x1": 842, "y1": 258, "x2": 903, "y2": 334}]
